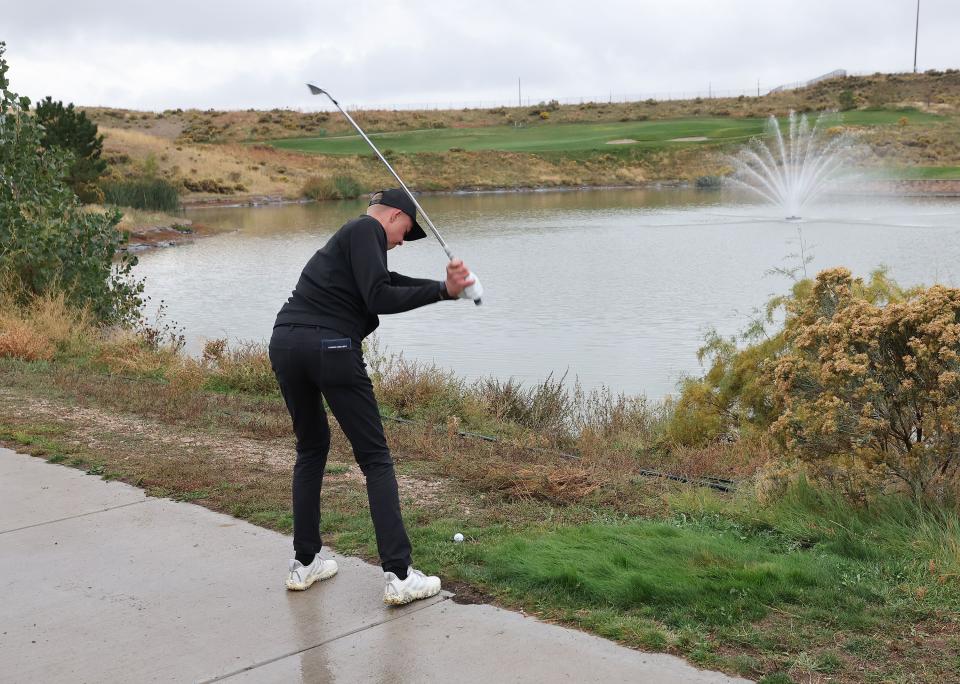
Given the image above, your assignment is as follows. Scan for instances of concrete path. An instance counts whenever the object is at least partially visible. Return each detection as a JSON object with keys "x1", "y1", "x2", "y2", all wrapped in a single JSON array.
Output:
[{"x1": 0, "y1": 448, "x2": 751, "y2": 683}]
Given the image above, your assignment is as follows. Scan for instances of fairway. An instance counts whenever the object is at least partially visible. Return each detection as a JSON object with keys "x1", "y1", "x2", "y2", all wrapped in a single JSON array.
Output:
[{"x1": 268, "y1": 109, "x2": 942, "y2": 156}]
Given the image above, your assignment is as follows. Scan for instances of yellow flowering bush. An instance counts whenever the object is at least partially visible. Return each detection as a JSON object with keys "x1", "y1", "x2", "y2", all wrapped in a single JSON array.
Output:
[{"x1": 770, "y1": 267, "x2": 960, "y2": 501}]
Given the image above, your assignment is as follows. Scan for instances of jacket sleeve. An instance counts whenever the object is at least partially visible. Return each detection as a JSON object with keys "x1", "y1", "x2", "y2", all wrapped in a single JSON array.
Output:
[
  {"x1": 349, "y1": 220, "x2": 445, "y2": 314},
  {"x1": 389, "y1": 271, "x2": 440, "y2": 287}
]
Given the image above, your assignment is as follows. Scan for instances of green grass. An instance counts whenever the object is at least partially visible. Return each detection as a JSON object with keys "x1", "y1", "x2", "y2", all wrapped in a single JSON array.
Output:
[
  {"x1": 315, "y1": 480, "x2": 960, "y2": 680},
  {"x1": 268, "y1": 109, "x2": 943, "y2": 156},
  {"x1": 483, "y1": 521, "x2": 875, "y2": 626},
  {"x1": 887, "y1": 165, "x2": 960, "y2": 179}
]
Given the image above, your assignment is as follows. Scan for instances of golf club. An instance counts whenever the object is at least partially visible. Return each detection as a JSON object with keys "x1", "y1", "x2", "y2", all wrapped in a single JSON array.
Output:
[{"x1": 306, "y1": 84, "x2": 483, "y2": 305}]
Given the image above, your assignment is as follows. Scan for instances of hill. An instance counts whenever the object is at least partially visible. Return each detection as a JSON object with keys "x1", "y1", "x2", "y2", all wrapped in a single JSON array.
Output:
[{"x1": 82, "y1": 70, "x2": 960, "y2": 204}]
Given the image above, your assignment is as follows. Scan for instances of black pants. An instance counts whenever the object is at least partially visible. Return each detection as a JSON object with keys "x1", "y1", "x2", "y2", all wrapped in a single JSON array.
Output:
[{"x1": 268, "y1": 325, "x2": 412, "y2": 574}]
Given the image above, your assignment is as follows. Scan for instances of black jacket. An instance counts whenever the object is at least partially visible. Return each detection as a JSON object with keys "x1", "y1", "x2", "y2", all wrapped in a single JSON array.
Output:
[{"x1": 274, "y1": 215, "x2": 449, "y2": 341}]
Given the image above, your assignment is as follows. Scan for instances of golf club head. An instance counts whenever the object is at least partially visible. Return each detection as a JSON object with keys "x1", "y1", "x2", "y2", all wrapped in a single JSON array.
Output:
[{"x1": 306, "y1": 83, "x2": 325, "y2": 96}]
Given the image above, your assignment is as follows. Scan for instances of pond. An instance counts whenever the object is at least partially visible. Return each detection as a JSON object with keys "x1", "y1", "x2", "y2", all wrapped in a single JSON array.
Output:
[{"x1": 133, "y1": 188, "x2": 960, "y2": 399}]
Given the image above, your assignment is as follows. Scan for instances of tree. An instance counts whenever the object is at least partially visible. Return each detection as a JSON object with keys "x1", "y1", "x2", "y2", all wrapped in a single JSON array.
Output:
[
  {"x1": 837, "y1": 89, "x2": 856, "y2": 111},
  {"x1": 34, "y1": 96, "x2": 107, "y2": 203},
  {"x1": 0, "y1": 42, "x2": 142, "y2": 324}
]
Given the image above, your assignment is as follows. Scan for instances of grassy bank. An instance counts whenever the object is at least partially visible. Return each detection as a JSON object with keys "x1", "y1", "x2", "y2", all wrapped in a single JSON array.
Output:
[
  {"x1": 268, "y1": 109, "x2": 943, "y2": 156},
  {"x1": 78, "y1": 70, "x2": 960, "y2": 203},
  {"x1": 1, "y1": 294, "x2": 959, "y2": 682}
]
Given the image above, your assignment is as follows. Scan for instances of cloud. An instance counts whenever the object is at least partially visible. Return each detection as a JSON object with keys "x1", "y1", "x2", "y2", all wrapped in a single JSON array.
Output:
[{"x1": 3, "y1": 0, "x2": 957, "y2": 110}]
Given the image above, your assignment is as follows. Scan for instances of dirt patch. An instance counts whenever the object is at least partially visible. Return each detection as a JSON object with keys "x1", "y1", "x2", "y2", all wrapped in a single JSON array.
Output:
[
  {"x1": 0, "y1": 390, "x2": 292, "y2": 468},
  {"x1": 448, "y1": 580, "x2": 495, "y2": 605},
  {"x1": 669, "y1": 136, "x2": 708, "y2": 142},
  {"x1": 605, "y1": 138, "x2": 638, "y2": 145}
]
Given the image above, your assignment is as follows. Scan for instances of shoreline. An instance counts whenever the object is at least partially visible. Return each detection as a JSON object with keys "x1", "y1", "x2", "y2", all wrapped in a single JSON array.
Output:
[
  {"x1": 126, "y1": 177, "x2": 960, "y2": 252},
  {"x1": 179, "y1": 178, "x2": 960, "y2": 210}
]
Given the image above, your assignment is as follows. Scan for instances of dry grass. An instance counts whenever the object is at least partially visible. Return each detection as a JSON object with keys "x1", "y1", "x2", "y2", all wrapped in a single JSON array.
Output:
[
  {"x1": 0, "y1": 293, "x2": 765, "y2": 515},
  {"x1": 0, "y1": 322, "x2": 55, "y2": 362},
  {"x1": 201, "y1": 339, "x2": 278, "y2": 395},
  {"x1": 0, "y1": 292, "x2": 97, "y2": 361}
]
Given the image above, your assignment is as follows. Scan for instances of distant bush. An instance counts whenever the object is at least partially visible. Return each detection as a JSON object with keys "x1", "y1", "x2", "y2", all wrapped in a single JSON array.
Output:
[
  {"x1": 695, "y1": 175, "x2": 722, "y2": 189},
  {"x1": 301, "y1": 174, "x2": 364, "y2": 201},
  {"x1": 838, "y1": 89, "x2": 856, "y2": 111},
  {"x1": 180, "y1": 178, "x2": 234, "y2": 195},
  {"x1": 539, "y1": 111, "x2": 551, "y2": 120},
  {"x1": 102, "y1": 178, "x2": 180, "y2": 211},
  {"x1": 333, "y1": 174, "x2": 363, "y2": 198}
]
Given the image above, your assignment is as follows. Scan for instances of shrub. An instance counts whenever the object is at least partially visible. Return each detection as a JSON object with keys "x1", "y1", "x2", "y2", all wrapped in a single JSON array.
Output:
[
  {"x1": 539, "y1": 111, "x2": 550, "y2": 120},
  {"x1": 301, "y1": 176, "x2": 334, "y2": 200},
  {"x1": 333, "y1": 174, "x2": 363, "y2": 198},
  {"x1": 180, "y1": 178, "x2": 233, "y2": 195},
  {"x1": 838, "y1": 89, "x2": 856, "y2": 111},
  {"x1": 770, "y1": 268, "x2": 960, "y2": 502},
  {"x1": 0, "y1": 43, "x2": 143, "y2": 324},
  {"x1": 102, "y1": 177, "x2": 180, "y2": 211},
  {"x1": 668, "y1": 268, "x2": 911, "y2": 449},
  {"x1": 300, "y1": 174, "x2": 363, "y2": 200}
]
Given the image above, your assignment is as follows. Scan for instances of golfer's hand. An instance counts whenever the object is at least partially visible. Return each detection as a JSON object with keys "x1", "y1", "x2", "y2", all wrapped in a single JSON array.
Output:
[{"x1": 445, "y1": 259, "x2": 475, "y2": 298}]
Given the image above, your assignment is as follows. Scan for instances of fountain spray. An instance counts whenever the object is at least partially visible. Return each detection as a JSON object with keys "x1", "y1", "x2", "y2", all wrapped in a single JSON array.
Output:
[
  {"x1": 306, "y1": 84, "x2": 483, "y2": 305},
  {"x1": 729, "y1": 111, "x2": 859, "y2": 220}
]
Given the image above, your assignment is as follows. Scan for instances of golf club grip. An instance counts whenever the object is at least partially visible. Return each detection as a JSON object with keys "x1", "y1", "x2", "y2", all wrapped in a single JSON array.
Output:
[{"x1": 463, "y1": 272, "x2": 483, "y2": 305}]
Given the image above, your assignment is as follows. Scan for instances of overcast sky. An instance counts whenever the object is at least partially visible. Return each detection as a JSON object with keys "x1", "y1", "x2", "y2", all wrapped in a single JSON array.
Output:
[{"x1": 2, "y1": 0, "x2": 958, "y2": 111}]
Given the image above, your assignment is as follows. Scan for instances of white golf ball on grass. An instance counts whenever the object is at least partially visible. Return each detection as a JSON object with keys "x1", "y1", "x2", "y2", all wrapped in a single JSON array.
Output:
[{"x1": 453, "y1": 533, "x2": 464, "y2": 543}]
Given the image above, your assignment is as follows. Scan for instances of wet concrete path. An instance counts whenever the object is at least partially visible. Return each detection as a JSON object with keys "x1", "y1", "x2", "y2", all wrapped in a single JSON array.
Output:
[{"x1": 0, "y1": 448, "x2": 750, "y2": 683}]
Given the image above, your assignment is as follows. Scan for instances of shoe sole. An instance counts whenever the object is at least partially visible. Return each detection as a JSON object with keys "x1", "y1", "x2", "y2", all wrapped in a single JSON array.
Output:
[
  {"x1": 383, "y1": 584, "x2": 441, "y2": 606},
  {"x1": 286, "y1": 564, "x2": 338, "y2": 591}
]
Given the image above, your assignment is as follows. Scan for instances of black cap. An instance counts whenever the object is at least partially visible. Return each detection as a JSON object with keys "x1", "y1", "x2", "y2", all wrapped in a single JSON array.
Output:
[{"x1": 368, "y1": 189, "x2": 427, "y2": 241}]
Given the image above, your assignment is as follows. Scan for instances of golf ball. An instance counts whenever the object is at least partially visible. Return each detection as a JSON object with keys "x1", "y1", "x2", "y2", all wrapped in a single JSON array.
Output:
[{"x1": 453, "y1": 533, "x2": 464, "y2": 543}]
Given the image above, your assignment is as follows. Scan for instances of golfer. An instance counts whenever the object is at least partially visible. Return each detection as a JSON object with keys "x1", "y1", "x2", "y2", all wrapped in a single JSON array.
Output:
[{"x1": 269, "y1": 188, "x2": 474, "y2": 605}]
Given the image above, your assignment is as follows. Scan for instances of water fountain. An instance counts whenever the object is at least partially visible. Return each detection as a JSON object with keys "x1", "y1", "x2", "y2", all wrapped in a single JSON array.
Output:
[{"x1": 729, "y1": 111, "x2": 858, "y2": 220}]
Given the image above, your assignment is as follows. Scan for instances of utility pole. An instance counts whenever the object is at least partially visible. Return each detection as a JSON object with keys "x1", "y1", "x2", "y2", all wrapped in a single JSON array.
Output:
[
  {"x1": 518, "y1": 78, "x2": 521, "y2": 107},
  {"x1": 757, "y1": 79, "x2": 760, "y2": 97},
  {"x1": 913, "y1": 0, "x2": 920, "y2": 73}
]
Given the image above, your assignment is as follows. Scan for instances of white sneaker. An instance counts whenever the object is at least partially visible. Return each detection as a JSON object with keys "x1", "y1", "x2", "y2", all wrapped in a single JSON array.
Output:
[
  {"x1": 286, "y1": 556, "x2": 338, "y2": 591},
  {"x1": 383, "y1": 566, "x2": 442, "y2": 606}
]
